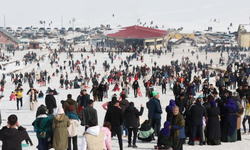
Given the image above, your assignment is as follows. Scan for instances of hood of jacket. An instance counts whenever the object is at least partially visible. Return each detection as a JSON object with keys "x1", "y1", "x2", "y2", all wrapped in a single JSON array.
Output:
[
  {"x1": 0, "y1": 127, "x2": 21, "y2": 140},
  {"x1": 54, "y1": 113, "x2": 65, "y2": 122},
  {"x1": 84, "y1": 126, "x2": 100, "y2": 136}
]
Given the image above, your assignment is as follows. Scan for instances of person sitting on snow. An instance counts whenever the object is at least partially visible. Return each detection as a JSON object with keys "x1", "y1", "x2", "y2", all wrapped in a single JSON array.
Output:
[
  {"x1": 38, "y1": 90, "x2": 44, "y2": 98},
  {"x1": 113, "y1": 83, "x2": 120, "y2": 92}
]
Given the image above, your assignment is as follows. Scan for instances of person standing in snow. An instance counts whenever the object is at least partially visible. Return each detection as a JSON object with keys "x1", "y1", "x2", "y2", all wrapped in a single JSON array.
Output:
[
  {"x1": 81, "y1": 119, "x2": 107, "y2": 150},
  {"x1": 15, "y1": 86, "x2": 23, "y2": 110}
]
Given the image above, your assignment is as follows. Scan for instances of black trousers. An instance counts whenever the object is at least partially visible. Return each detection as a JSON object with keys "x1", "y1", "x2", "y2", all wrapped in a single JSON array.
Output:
[
  {"x1": 98, "y1": 93, "x2": 103, "y2": 101},
  {"x1": 162, "y1": 87, "x2": 166, "y2": 94},
  {"x1": 68, "y1": 136, "x2": 78, "y2": 150},
  {"x1": 128, "y1": 128, "x2": 138, "y2": 145},
  {"x1": 134, "y1": 89, "x2": 138, "y2": 97},
  {"x1": 175, "y1": 138, "x2": 185, "y2": 150},
  {"x1": 17, "y1": 98, "x2": 23, "y2": 110},
  {"x1": 111, "y1": 126, "x2": 123, "y2": 150}
]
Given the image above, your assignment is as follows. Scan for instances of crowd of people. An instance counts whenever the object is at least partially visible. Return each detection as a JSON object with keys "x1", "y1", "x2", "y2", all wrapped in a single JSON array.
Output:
[{"x1": 0, "y1": 43, "x2": 250, "y2": 150}]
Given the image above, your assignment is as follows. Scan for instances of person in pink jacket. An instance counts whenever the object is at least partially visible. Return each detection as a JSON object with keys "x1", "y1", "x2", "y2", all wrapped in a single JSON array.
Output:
[
  {"x1": 10, "y1": 92, "x2": 16, "y2": 101},
  {"x1": 100, "y1": 121, "x2": 112, "y2": 150}
]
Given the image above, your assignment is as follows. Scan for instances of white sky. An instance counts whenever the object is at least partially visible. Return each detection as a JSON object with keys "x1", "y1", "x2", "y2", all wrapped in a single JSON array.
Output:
[{"x1": 1, "y1": 0, "x2": 250, "y2": 31}]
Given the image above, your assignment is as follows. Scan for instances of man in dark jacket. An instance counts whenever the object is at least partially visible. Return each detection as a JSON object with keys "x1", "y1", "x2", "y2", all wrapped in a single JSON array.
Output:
[
  {"x1": 189, "y1": 99, "x2": 205, "y2": 145},
  {"x1": 80, "y1": 89, "x2": 90, "y2": 108},
  {"x1": 173, "y1": 81, "x2": 181, "y2": 97},
  {"x1": 63, "y1": 94, "x2": 78, "y2": 114},
  {"x1": 0, "y1": 114, "x2": 29, "y2": 150},
  {"x1": 97, "y1": 82, "x2": 104, "y2": 101},
  {"x1": 236, "y1": 85, "x2": 244, "y2": 99},
  {"x1": 148, "y1": 91, "x2": 162, "y2": 136},
  {"x1": 124, "y1": 102, "x2": 144, "y2": 148},
  {"x1": 78, "y1": 100, "x2": 98, "y2": 131},
  {"x1": 45, "y1": 90, "x2": 57, "y2": 112},
  {"x1": 119, "y1": 94, "x2": 129, "y2": 137},
  {"x1": 105, "y1": 98, "x2": 123, "y2": 150},
  {"x1": 175, "y1": 93, "x2": 187, "y2": 115},
  {"x1": 132, "y1": 80, "x2": 139, "y2": 98}
]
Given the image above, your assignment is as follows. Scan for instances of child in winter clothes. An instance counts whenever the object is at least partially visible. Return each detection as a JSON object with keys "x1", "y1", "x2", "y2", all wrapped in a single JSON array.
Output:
[
  {"x1": 100, "y1": 121, "x2": 112, "y2": 150},
  {"x1": 66, "y1": 105, "x2": 79, "y2": 150},
  {"x1": 10, "y1": 91, "x2": 16, "y2": 101}
]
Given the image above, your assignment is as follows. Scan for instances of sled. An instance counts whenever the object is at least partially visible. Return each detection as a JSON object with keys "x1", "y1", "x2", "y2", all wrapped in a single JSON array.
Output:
[{"x1": 137, "y1": 88, "x2": 142, "y2": 97}]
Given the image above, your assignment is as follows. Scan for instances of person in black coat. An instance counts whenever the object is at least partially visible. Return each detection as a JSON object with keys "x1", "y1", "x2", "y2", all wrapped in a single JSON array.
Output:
[
  {"x1": 45, "y1": 90, "x2": 57, "y2": 112},
  {"x1": 0, "y1": 114, "x2": 30, "y2": 150},
  {"x1": 173, "y1": 81, "x2": 181, "y2": 97},
  {"x1": 175, "y1": 93, "x2": 187, "y2": 115},
  {"x1": 80, "y1": 89, "x2": 90, "y2": 108},
  {"x1": 132, "y1": 80, "x2": 139, "y2": 98},
  {"x1": 207, "y1": 100, "x2": 221, "y2": 145},
  {"x1": 189, "y1": 99, "x2": 205, "y2": 145},
  {"x1": 97, "y1": 82, "x2": 104, "y2": 101},
  {"x1": 105, "y1": 98, "x2": 123, "y2": 150},
  {"x1": 124, "y1": 102, "x2": 144, "y2": 148},
  {"x1": 236, "y1": 85, "x2": 244, "y2": 99}
]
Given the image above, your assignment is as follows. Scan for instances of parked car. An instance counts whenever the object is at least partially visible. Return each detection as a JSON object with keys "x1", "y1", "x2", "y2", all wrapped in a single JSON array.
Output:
[
  {"x1": 60, "y1": 27, "x2": 66, "y2": 35},
  {"x1": 39, "y1": 27, "x2": 45, "y2": 32},
  {"x1": 46, "y1": 28, "x2": 53, "y2": 34},
  {"x1": 37, "y1": 31, "x2": 43, "y2": 37},
  {"x1": 68, "y1": 27, "x2": 74, "y2": 32},
  {"x1": 75, "y1": 39, "x2": 87, "y2": 44},
  {"x1": 75, "y1": 27, "x2": 82, "y2": 32},
  {"x1": 49, "y1": 41, "x2": 60, "y2": 48},
  {"x1": 39, "y1": 42, "x2": 47, "y2": 49},
  {"x1": 66, "y1": 38, "x2": 74, "y2": 44},
  {"x1": 16, "y1": 29, "x2": 23, "y2": 35},
  {"x1": 16, "y1": 35, "x2": 22, "y2": 39},
  {"x1": 195, "y1": 31, "x2": 202, "y2": 36},
  {"x1": 23, "y1": 29, "x2": 31, "y2": 34},
  {"x1": 6, "y1": 27, "x2": 12, "y2": 30}
]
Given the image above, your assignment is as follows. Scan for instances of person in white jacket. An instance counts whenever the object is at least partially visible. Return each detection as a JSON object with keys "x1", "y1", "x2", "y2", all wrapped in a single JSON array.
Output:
[
  {"x1": 66, "y1": 105, "x2": 79, "y2": 150},
  {"x1": 81, "y1": 119, "x2": 107, "y2": 150}
]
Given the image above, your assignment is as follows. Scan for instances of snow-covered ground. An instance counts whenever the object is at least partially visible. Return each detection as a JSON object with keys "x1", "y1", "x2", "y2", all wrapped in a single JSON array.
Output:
[{"x1": 0, "y1": 43, "x2": 249, "y2": 150}]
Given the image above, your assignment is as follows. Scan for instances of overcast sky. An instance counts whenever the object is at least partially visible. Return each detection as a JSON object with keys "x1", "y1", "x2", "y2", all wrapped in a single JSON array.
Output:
[{"x1": 1, "y1": 0, "x2": 250, "y2": 31}]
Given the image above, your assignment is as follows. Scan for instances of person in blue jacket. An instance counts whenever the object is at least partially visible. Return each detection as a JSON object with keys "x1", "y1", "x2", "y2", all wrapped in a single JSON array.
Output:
[
  {"x1": 148, "y1": 91, "x2": 162, "y2": 136},
  {"x1": 170, "y1": 106, "x2": 185, "y2": 150}
]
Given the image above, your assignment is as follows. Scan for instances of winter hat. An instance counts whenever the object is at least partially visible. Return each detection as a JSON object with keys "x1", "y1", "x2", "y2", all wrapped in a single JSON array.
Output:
[
  {"x1": 57, "y1": 107, "x2": 65, "y2": 114},
  {"x1": 152, "y1": 91, "x2": 158, "y2": 97},
  {"x1": 160, "y1": 121, "x2": 171, "y2": 137},
  {"x1": 68, "y1": 105, "x2": 74, "y2": 111}
]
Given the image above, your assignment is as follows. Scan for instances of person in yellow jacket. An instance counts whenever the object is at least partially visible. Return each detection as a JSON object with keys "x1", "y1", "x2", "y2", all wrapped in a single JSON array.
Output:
[{"x1": 14, "y1": 86, "x2": 23, "y2": 110}]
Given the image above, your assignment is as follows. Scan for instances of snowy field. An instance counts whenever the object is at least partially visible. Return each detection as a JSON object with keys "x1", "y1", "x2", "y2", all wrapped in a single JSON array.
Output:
[{"x1": 0, "y1": 43, "x2": 248, "y2": 150}]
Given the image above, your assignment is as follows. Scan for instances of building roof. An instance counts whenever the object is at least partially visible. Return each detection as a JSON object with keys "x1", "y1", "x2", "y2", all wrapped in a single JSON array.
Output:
[
  {"x1": 0, "y1": 28, "x2": 20, "y2": 43},
  {"x1": 106, "y1": 25, "x2": 167, "y2": 39}
]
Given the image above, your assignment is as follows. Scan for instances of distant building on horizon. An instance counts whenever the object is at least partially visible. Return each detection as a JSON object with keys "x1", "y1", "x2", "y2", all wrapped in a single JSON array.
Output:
[
  {"x1": 106, "y1": 25, "x2": 168, "y2": 50},
  {"x1": 238, "y1": 24, "x2": 250, "y2": 48},
  {"x1": 0, "y1": 28, "x2": 20, "y2": 49}
]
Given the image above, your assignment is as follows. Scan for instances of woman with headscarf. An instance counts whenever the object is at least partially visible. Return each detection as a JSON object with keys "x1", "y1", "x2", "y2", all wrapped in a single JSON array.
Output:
[
  {"x1": 206, "y1": 100, "x2": 221, "y2": 145},
  {"x1": 165, "y1": 100, "x2": 176, "y2": 122},
  {"x1": 156, "y1": 121, "x2": 172, "y2": 149},
  {"x1": 221, "y1": 98, "x2": 237, "y2": 142},
  {"x1": 52, "y1": 107, "x2": 70, "y2": 150}
]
